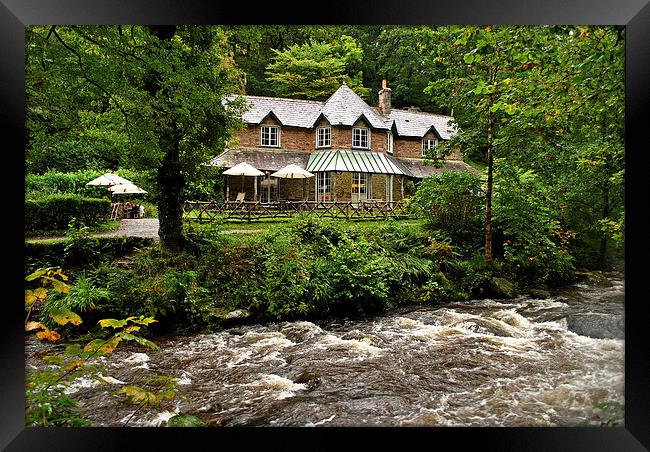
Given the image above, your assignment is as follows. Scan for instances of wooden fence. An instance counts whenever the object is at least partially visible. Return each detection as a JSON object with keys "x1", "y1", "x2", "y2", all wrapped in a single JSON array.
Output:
[{"x1": 183, "y1": 200, "x2": 415, "y2": 222}]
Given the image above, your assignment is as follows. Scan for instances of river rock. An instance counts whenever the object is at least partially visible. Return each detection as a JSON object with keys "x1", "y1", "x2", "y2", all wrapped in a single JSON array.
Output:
[
  {"x1": 293, "y1": 371, "x2": 321, "y2": 391},
  {"x1": 527, "y1": 288, "x2": 551, "y2": 299},
  {"x1": 566, "y1": 313, "x2": 624, "y2": 339},
  {"x1": 575, "y1": 270, "x2": 613, "y2": 287},
  {"x1": 225, "y1": 309, "x2": 251, "y2": 320},
  {"x1": 487, "y1": 277, "x2": 517, "y2": 299}
]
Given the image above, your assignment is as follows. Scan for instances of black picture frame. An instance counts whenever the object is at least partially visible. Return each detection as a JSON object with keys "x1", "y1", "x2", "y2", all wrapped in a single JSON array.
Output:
[{"x1": 3, "y1": 0, "x2": 647, "y2": 450}]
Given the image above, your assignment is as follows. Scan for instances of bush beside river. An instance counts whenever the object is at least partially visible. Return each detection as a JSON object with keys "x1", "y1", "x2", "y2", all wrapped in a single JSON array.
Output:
[{"x1": 28, "y1": 218, "x2": 581, "y2": 337}]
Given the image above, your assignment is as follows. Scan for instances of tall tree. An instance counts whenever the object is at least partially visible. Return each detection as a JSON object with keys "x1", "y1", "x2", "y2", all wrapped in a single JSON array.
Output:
[
  {"x1": 25, "y1": 25, "x2": 246, "y2": 250},
  {"x1": 265, "y1": 36, "x2": 370, "y2": 100},
  {"x1": 426, "y1": 26, "x2": 538, "y2": 266}
]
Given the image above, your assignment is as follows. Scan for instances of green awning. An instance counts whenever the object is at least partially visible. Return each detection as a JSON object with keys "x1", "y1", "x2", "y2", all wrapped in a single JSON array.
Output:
[{"x1": 306, "y1": 150, "x2": 413, "y2": 176}]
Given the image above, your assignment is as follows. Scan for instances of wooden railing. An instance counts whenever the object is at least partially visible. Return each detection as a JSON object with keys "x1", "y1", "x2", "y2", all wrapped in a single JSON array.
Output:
[{"x1": 183, "y1": 200, "x2": 414, "y2": 222}]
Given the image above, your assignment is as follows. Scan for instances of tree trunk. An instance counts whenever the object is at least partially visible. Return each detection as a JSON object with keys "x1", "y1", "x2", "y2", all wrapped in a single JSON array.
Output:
[
  {"x1": 145, "y1": 25, "x2": 185, "y2": 251},
  {"x1": 157, "y1": 129, "x2": 185, "y2": 251},
  {"x1": 598, "y1": 178, "x2": 610, "y2": 269},
  {"x1": 484, "y1": 97, "x2": 495, "y2": 267}
]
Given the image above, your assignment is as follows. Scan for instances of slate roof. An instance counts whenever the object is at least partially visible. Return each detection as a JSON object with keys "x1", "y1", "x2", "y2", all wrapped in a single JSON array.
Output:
[
  {"x1": 224, "y1": 84, "x2": 457, "y2": 138},
  {"x1": 318, "y1": 84, "x2": 389, "y2": 129},
  {"x1": 207, "y1": 148, "x2": 311, "y2": 172},
  {"x1": 387, "y1": 109, "x2": 458, "y2": 140},
  {"x1": 395, "y1": 157, "x2": 481, "y2": 179},
  {"x1": 207, "y1": 149, "x2": 480, "y2": 180}
]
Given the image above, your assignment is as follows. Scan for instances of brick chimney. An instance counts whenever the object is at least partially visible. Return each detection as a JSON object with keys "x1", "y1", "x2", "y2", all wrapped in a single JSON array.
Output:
[{"x1": 378, "y1": 79, "x2": 392, "y2": 115}]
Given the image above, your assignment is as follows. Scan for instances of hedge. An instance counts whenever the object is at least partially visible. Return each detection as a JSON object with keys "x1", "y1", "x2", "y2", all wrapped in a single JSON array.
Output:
[
  {"x1": 25, "y1": 236, "x2": 155, "y2": 274},
  {"x1": 25, "y1": 169, "x2": 155, "y2": 200},
  {"x1": 25, "y1": 195, "x2": 112, "y2": 232}
]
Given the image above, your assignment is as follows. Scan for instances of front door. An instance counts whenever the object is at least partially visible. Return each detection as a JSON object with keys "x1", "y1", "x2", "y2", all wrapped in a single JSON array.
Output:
[{"x1": 351, "y1": 172, "x2": 369, "y2": 205}]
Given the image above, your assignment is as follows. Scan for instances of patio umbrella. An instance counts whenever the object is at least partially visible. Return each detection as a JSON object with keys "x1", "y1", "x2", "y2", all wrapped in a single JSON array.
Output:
[
  {"x1": 271, "y1": 164, "x2": 314, "y2": 201},
  {"x1": 270, "y1": 164, "x2": 314, "y2": 179},
  {"x1": 86, "y1": 173, "x2": 133, "y2": 186},
  {"x1": 223, "y1": 162, "x2": 264, "y2": 197},
  {"x1": 108, "y1": 183, "x2": 148, "y2": 194}
]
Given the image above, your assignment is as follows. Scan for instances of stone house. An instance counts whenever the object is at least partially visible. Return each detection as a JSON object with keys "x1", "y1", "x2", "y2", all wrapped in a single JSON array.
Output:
[{"x1": 209, "y1": 81, "x2": 477, "y2": 203}]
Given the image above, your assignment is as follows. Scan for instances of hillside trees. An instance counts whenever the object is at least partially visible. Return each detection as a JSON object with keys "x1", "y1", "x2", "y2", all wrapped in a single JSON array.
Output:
[{"x1": 26, "y1": 25, "x2": 247, "y2": 250}]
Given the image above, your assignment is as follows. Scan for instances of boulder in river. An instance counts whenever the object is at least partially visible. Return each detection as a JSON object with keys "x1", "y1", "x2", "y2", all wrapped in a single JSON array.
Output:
[
  {"x1": 487, "y1": 277, "x2": 517, "y2": 299},
  {"x1": 574, "y1": 270, "x2": 613, "y2": 287},
  {"x1": 527, "y1": 288, "x2": 551, "y2": 299},
  {"x1": 293, "y1": 371, "x2": 322, "y2": 391}
]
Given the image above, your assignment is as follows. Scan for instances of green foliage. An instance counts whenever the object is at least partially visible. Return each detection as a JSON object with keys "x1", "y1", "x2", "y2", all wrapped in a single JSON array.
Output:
[
  {"x1": 492, "y1": 163, "x2": 575, "y2": 286},
  {"x1": 25, "y1": 194, "x2": 111, "y2": 232},
  {"x1": 167, "y1": 414, "x2": 207, "y2": 427},
  {"x1": 413, "y1": 171, "x2": 485, "y2": 253},
  {"x1": 25, "y1": 236, "x2": 154, "y2": 274}
]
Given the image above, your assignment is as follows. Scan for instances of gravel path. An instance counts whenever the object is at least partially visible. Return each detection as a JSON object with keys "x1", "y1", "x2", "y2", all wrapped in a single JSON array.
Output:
[{"x1": 26, "y1": 219, "x2": 260, "y2": 242}]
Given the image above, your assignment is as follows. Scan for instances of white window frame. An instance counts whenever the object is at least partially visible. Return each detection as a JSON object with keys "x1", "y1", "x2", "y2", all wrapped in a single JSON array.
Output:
[
  {"x1": 260, "y1": 125, "x2": 280, "y2": 147},
  {"x1": 316, "y1": 172, "x2": 332, "y2": 201},
  {"x1": 316, "y1": 127, "x2": 332, "y2": 148},
  {"x1": 352, "y1": 172, "x2": 369, "y2": 203},
  {"x1": 352, "y1": 127, "x2": 370, "y2": 149},
  {"x1": 387, "y1": 131, "x2": 394, "y2": 154},
  {"x1": 422, "y1": 138, "x2": 438, "y2": 157}
]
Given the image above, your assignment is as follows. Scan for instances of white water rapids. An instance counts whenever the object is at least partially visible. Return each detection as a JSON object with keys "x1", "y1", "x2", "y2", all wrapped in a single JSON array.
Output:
[{"x1": 25, "y1": 276, "x2": 624, "y2": 427}]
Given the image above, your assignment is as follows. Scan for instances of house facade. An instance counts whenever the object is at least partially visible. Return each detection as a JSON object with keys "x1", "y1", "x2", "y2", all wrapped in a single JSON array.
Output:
[{"x1": 209, "y1": 81, "x2": 477, "y2": 203}]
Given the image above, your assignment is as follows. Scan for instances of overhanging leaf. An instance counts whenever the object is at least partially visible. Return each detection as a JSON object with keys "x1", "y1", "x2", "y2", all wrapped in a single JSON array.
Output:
[
  {"x1": 98, "y1": 318, "x2": 128, "y2": 329},
  {"x1": 48, "y1": 307, "x2": 82, "y2": 326}
]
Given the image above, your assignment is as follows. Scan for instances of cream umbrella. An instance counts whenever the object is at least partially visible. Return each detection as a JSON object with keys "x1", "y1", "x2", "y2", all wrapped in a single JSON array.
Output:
[
  {"x1": 108, "y1": 183, "x2": 148, "y2": 194},
  {"x1": 86, "y1": 173, "x2": 133, "y2": 186},
  {"x1": 223, "y1": 162, "x2": 264, "y2": 199},
  {"x1": 271, "y1": 164, "x2": 314, "y2": 201}
]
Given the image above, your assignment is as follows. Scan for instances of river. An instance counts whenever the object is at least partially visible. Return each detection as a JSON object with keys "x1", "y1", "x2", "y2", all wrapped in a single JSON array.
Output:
[{"x1": 25, "y1": 275, "x2": 624, "y2": 427}]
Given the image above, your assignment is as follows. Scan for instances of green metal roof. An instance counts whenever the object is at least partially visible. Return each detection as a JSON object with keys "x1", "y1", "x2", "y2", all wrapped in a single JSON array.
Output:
[{"x1": 306, "y1": 150, "x2": 413, "y2": 176}]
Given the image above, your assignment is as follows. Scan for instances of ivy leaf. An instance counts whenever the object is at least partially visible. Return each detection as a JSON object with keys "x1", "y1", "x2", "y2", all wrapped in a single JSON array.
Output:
[
  {"x1": 126, "y1": 316, "x2": 158, "y2": 326},
  {"x1": 463, "y1": 53, "x2": 475, "y2": 64},
  {"x1": 49, "y1": 307, "x2": 82, "y2": 326},
  {"x1": 82, "y1": 337, "x2": 122, "y2": 356},
  {"x1": 98, "y1": 318, "x2": 128, "y2": 329},
  {"x1": 42, "y1": 355, "x2": 66, "y2": 365},
  {"x1": 116, "y1": 386, "x2": 159, "y2": 405}
]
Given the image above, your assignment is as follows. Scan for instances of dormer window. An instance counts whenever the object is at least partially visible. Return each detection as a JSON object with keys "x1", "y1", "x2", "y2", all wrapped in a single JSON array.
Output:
[
  {"x1": 317, "y1": 127, "x2": 331, "y2": 148},
  {"x1": 352, "y1": 127, "x2": 370, "y2": 149},
  {"x1": 422, "y1": 138, "x2": 438, "y2": 157},
  {"x1": 387, "y1": 131, "x2": 394, "y2": 154},
  {"x1": 260, "y1": 125, "x2": 280, "y2": 147}
]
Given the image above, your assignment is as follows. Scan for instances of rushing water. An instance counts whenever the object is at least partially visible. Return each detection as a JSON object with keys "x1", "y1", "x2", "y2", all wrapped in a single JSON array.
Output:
[{"x1": 25, "y1": 276, "x2": 624, "y2": 427}]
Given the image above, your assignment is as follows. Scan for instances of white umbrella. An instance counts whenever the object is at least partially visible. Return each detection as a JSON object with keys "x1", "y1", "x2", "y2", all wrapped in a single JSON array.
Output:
[
  {"x1": 86, "y1": 173, "x2": 133, "y2": 186},
  {"x1": 271, "y1": 165, "x2": 314, "y2": 201},
  {"x1": 270, "y1": 164, "x2": 314, "y2": 179},
  {"x1": 108, "y1": 183, "x2": 147, "y2": 194},
  {"x1": 223, "y1": 162, "x2": 264, "y2": 195}
]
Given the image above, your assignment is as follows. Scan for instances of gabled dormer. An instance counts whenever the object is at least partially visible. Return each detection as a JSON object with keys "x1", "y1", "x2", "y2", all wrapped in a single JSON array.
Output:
[{"x1": 258, "y1": 111, "x2": 282, "y2": 147}]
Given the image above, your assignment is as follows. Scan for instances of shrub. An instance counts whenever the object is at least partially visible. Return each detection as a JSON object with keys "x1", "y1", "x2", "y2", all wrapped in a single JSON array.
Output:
[
  {"x1": 493, "y1": 165, "x2": 575, "y2": 287},
  {"x1": 412, "y1": 171, "x2": 485, "y2": 253},
  {"x1": 25, "y1": 194, "x2": 111, "y2": 232}
]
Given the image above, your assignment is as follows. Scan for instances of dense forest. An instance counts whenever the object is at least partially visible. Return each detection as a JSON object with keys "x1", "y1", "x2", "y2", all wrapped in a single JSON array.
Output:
[{"x1": 25, "y1": 25, "x2": 624, "y2": 267}]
